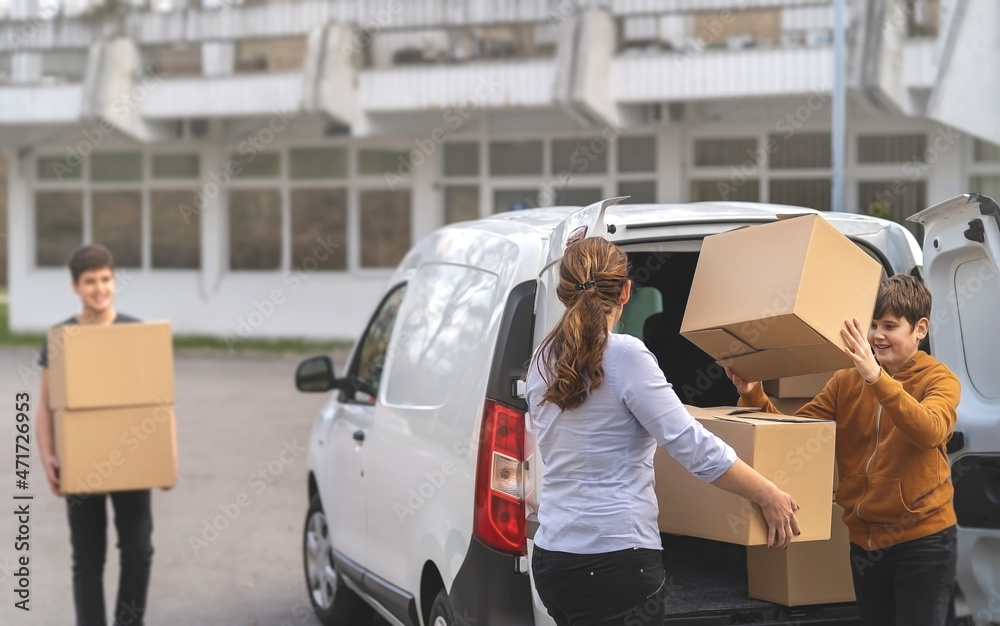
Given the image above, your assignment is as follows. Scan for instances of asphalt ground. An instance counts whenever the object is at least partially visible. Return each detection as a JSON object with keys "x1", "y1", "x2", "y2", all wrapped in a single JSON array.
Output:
[{"x1": 0, "y1": 346, "x2": 377, "y2": 626}]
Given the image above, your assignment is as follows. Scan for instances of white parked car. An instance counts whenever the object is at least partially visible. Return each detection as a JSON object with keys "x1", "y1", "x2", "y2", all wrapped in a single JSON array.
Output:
[{"x1": 295, "y1": 194, "x2": 999, "y2": 626}]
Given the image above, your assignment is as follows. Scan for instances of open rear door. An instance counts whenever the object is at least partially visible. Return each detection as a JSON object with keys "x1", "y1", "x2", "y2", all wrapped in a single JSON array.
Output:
[
  {"x1": 909, "y1": 194, "x2": 1000, "y2": 621},
  {"x1": 533, "y1": 196, "x2": 626, "y2": 343}
]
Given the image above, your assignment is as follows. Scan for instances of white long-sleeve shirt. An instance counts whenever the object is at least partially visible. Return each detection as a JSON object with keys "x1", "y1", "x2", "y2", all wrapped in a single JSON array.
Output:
[{"x1": 525, "y1": 333, "x2": 736, "y2": 554}]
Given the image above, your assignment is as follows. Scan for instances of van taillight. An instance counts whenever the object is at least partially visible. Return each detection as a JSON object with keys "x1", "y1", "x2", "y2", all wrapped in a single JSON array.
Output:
[{"x1": 474, "y1": 399, "x2": 527, "y2": 555}]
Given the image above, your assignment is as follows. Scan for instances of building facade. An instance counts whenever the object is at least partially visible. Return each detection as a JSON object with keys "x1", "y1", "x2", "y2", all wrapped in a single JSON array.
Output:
[{"x1": 2, "y1": 0, "x2": 999, "y2": 340}]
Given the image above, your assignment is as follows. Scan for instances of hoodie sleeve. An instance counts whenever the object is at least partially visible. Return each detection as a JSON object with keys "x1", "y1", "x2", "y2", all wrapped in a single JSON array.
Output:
[
  {"x1": 737, "y1": 372, "x2": 839, "y2": 422},
  {"x1": 868, "y1": 362, "x2": 960, "y2": 449}
]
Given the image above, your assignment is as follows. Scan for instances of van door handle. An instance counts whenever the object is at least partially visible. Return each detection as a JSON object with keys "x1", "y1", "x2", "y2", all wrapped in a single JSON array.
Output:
[{"x1": 353, "y1": 430, "x2": 365, "y2": 442}]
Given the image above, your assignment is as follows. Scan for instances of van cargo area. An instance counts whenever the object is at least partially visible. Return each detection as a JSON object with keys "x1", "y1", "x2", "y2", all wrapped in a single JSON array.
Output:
[{"x1": 622, "y1": 249, "x2": 859, "y2": 625}]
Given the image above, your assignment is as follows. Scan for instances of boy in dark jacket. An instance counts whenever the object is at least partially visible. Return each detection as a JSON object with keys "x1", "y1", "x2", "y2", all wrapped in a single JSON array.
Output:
[
  {"x1": 36, "y1": 244, "x2": 151, "y2": 626},
  {"x1": 728, "y1": 274, "x2": 960, "y2": 626}
]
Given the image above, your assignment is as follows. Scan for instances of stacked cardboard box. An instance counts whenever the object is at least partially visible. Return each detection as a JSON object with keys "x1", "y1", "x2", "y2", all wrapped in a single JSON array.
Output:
[
  {"x1": 654, "y1": 406, "x2": 835, "y2": 546},
  {"x1": 764, "y1": 370, "x2": 837, "y2": 415},
  {"x1": 746, "y1": 503, "x2": 855, "y2": 606},
  {"x1": 680, "y1": 214, "x2": 883, "y2": 382},
  {"x1": 48, "y1": 321, "x2": 177, "y2": 494}
]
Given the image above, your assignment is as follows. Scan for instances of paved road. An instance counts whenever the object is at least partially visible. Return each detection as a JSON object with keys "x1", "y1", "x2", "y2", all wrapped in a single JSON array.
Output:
[{"x1": 0, "y1": 346, "x2": 386, "y2": 626}]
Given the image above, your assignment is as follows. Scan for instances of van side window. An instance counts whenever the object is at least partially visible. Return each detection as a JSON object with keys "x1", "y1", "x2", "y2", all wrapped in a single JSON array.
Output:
[
  {"x1": 382, "y1": 264, "x2": 501, "y2": 415},
  {"x1": 955, "y1": 257, "x2": 1000, "y2": 399},
  {"x1": 349, "y1": 284, "x2": 407, "y2": 404}
]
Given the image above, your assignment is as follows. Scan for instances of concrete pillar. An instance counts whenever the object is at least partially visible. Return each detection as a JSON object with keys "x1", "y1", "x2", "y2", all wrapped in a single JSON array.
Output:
[
  {"x1": 6, "y1": 149, "x2": 31, "y2": 332},
  {"x1": 199, "y1": 142, "x2": 226, "y2": 302},
  {"x1": 11, "y1": 52, "x2": 43, "y2": 84},
  {"x1": 658, "y1": 127, "x2": 684, "y2": 203}
]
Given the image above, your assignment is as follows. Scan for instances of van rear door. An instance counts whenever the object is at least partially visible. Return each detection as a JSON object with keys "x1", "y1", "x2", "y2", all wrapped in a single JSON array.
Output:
[{"x1": 909, "y1": 193, "x2": 1000, "y2": 623}]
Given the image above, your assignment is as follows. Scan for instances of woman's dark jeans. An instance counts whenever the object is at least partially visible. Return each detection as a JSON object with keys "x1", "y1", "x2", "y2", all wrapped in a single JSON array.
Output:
[
  {"x1": 532, "y1": 545, "x2": 666, "y2": 626},
  {"x1": 66, "y1": 490, "x2": 153, "y2": 626},
  {"x1": 849, "y1": 525, "x2": 958, "y2": 626}
]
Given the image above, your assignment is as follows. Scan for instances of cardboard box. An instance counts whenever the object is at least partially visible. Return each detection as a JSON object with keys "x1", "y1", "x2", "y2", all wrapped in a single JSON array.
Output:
[
  {"x1": 655, "y1": 406, "x2": 835, "y2": 545},
  {"x1": 764, "y1": 370, "x2": 837, "y2": 398},
  {"x1": 55, "y1": 404, "x2": 178, "y2": 494},
  {"x1": 767, "y1": 395, "x2": 808, "y2": 415},
  {"x1": 680, "y1": 215, "x2": 882, "y2": 382},
  {"x1": 747, "y1": 503, "x2": 855, "y2": 606},
  {"x1": 48, "y1": 321, "x2": 175, "y2": 410}
]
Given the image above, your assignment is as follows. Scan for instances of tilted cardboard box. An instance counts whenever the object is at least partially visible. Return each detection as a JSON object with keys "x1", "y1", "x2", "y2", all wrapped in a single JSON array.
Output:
[
  {"x1": 48, "y1": 321, "x2": 175, "y2": 410},
  {"x1": 747, "y1": 503, "x2": 855, "y2": 606},
  {"x1": 55, "y1": 404, "x2": 178, "y2": 494},
  {"x1": 680, "y1": 214, "x2": 882, "y2": 382},
  {"x1": 655, "y1": 406, "x2": 835, "y2": 545}
]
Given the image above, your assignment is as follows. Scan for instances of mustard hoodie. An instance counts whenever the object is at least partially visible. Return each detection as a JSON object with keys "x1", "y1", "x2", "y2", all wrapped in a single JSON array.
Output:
[{"x1": 739, "y1": 350, "x2": 960, "y2": 550}]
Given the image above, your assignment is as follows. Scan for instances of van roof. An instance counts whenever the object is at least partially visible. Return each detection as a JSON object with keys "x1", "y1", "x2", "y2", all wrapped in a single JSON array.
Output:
[{"x1": 458, "y1": 201, "x2": 897, "y2": 236}]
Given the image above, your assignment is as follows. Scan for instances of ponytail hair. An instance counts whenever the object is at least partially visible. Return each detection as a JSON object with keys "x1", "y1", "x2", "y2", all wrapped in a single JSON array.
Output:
[{"x1": 536, "y1": 238, "x2": 630, "y2": 411}]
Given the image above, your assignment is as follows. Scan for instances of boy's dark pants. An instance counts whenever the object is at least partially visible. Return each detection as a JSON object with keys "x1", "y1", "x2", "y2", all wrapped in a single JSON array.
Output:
[
  {"x1": 849, "y1": 525, "x2": 957, "y2": 626},
  {"x1": 66, "y1": 490, "x2": 153, "y2": 626}
]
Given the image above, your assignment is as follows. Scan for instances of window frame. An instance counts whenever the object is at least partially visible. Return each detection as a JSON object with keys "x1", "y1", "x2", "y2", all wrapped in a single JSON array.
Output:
[{"x1": 344, "y1": 282, "x2": 408, "y2": 405}]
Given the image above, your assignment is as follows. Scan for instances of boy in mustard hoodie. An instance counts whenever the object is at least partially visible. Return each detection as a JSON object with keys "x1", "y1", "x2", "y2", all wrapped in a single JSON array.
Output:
[{"x1": 727, "y1": 274, "x2": 960, "y2": 626}]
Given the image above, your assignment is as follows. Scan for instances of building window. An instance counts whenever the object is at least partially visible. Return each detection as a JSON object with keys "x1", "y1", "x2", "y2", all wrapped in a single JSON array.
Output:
[
  {"x1": 153, "y1": 154, "x2": 200, "y2": 179},
  {"x1": 92, "y1": 191, "x2": 142, "y2": 268},
  {"x1": 694, "y1": 138, "x2": 757, "y2": 167},
  {"x1": 769, "y1": 133, "x2": 831, "y2": 169},
  {"x1": 36, "y1": 191, "x2": 83, "y2": 267},
  {"x1": 494, "y1": 189, "x2": 538, "y2": 213},
  {"x1": 974, "y1": 139, "x2": 1000, "y2": 163},
  {"x1": 552, "y1": 138, "x2": 608, "y2": 176},
  {"x1": 151, "y1": 190, "x2": 200, "y2": 269},
  {"x1": 91, "y1": 152, "x2": 143, "y2": 182},
  {"x1": 618, "y1": 136, "x2": 656, "y2": 173},
  {"x1": 291, "y1": 189, "x2": 347, "y2": 271},
  {"x1": 971, "y1": 176, "x2": 1000, "y2": 201},
  {"x1": 444, "y1": 186, "x2": 480, "y2": 224},
  {"x1": 37, "y1": 155, "x2": 81, "y2": 181},
  {"x1": 557, "y1": 188, "x2": 603, "y2": 206},
  {"x1": 235, "y1": 36, "x2": 309, "y2": 72},
  {"x1": 769, "y1": 179, "x2": 831, "y2": 211},
  {"x1": 857, "y1": 134, "x2": 926, "y2": 164},
  {"x1": 618, "y1": 181, "x2": 656, "y2": 204},
  {"x1": 444, "y1": 143, "x2": 480, "y2": 177},
  {"x1": 858, "y1": 180, "x2": 927, "y2": 224},
  {"x1": 229, "y1": 189, "x2": 282, "y2": 270},
  {"x1": 232, "y1": 151, "x2": 281, "y2": 178},
  {"x1": 690, "y1": 179, "x2": 759, "y2": 202},
  {"x1": 490, "y1": 141, "x2": 543, "y2": 176},
  {"x1": 358, "y1": 148, "x2": 410, "y2": 176},
  {"x1": 693, "y1": 9, "x2": 780, "y2": 47},
  {"x1": 290, "y1": 148, "x2": 348, "y2": 180},
  {"x1": 360, "y1": 189, "x2": 410, "y2": 268}
]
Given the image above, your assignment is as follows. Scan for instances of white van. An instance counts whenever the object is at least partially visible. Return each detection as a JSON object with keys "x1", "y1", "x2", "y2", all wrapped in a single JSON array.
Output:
[{"x1": 294, "y1": 194, "x2": 999, "y2": 626}]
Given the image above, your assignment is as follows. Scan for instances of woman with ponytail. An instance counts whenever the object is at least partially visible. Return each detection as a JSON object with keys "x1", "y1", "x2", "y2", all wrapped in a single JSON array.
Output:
[{"x1": 526, "y1": 238, "x2": 801, "y2": 626}]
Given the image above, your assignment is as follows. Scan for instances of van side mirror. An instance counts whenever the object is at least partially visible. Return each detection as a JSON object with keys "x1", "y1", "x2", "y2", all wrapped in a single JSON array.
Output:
[{"x1": 295, "y1": 356, "x2": 347, "y2": 393}]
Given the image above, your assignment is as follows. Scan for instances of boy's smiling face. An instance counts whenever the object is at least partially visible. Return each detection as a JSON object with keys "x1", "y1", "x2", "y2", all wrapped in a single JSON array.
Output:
[
  {"x1": 869, "y1": 313, "x2": 928, "y2": 374},
  {"x1": 72, "y1": 267, "x2": 115, "y2": 315}
]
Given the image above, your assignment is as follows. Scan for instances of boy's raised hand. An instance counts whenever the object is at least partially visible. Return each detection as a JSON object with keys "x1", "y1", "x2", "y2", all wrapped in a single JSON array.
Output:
[
  {"x1": 841, "y1": 317, "x2": 882, "y2": 384},
  {"x1": 724, "y1": 366, "x2": 759, "y2": 395}
]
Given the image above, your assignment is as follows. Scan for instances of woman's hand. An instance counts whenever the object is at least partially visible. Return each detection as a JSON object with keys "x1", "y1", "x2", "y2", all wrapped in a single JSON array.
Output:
[
  {"x1": 840, "y1": 317, "x2": 881, "y2": 384},
  {"x1": 710, "y1": 459, "x2": 801, "y2": 548},
  {"x1": 724, "y1": 366, "x2": 759, "y2": 395},
  {"x1": 752, "y1": 484, "x2": 801, "y2": 549}
]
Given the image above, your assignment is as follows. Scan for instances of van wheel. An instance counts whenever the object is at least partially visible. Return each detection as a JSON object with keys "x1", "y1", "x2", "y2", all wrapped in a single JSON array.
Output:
[
  {"x1": 303, "y1": 495, "x2": 373, "y2": 625},
  {"x1": 428, "y1": 588, "x2": 456, "y2": 626}
]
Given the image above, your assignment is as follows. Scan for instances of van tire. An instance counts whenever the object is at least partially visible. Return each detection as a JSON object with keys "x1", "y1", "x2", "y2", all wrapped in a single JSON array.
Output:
[
  {"x1": 428, "y1": 588, "x2": 456, "y2": 626},
  {"x1": 303, "y1": 495, "x2": 373, "y2": 625}
]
